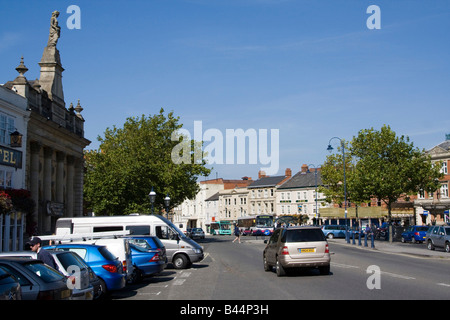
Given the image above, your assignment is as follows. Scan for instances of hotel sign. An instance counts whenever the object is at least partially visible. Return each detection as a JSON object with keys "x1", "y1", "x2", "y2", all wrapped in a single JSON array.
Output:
[{"x1": 0, "y1": 145, "x2": 22, "y2": 169}]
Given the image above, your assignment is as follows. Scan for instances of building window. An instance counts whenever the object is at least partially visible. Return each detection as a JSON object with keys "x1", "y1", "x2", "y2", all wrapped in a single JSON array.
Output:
[
  {"x1": 0, "y1": 114, "x2": 15, "y2": 145},
  {"x1": 418, "y1": 189, "x2": 425, "y2": 199},
  {"x1": 441, "y1": 184, "x2": 449, "y2": 198},
  {"x1": 442, "y1": 161, "x2": 448, "y2": 175},
  {"x1": 0, "y1": 169, "x2": 12, "y2": 188}
]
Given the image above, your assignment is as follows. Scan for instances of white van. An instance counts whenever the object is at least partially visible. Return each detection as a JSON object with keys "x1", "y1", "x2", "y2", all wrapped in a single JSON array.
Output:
[{"x1": 55, "y1": 215, "x2": 204, "y2": 269}]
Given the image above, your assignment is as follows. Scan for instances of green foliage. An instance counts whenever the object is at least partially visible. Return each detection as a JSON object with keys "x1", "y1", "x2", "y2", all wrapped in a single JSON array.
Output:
[
  {"x1": 84, "y1": 109, "x2": 211, "y2": 216},
  {"x1": 321, "y1": 125, "x2": 443, "y2": 210}
]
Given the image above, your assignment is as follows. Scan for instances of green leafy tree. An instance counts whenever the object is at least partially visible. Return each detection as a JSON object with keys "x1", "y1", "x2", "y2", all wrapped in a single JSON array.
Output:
[
  {"x1": 321, "y1": 125, "x2": 442, "y2": 242},
  {"x1": 84, "y1": 109, "x2": 211, "y2": 216},
  {"x1": 350, "y1": 125, "x2": 442, "y2": 242}
]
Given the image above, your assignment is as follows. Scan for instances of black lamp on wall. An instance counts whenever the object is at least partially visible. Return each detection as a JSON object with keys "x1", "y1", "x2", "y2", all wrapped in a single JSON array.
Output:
[{"x1": 10, "y1": 131, "x2": 23, "y2": 148}]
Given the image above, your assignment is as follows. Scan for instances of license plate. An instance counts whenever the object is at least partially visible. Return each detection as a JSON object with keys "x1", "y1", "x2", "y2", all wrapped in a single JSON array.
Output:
[{"x1": 300, "y1": 248, "x2": 315, "y2": 253}]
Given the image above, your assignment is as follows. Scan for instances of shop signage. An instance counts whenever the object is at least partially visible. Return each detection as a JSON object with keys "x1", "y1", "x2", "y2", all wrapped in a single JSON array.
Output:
[{"x1": 0, "y1": 145, "x2": 22, "y2": 168}]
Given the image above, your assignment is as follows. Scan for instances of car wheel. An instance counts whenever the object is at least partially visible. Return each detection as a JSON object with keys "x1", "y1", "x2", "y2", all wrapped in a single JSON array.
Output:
[
  {"x1": 276, "y1": 257, "x2": 286, "y2": 277},
  {"x1": 427, "y1": 240, "x2": 435, "y2": 251},
  {"x1": 319, "y1": 265, "x2": 330, "y2": 275},
  {"x1": 411, "y1": 237, "x2": 416, "y2": 244},
  {"x1": 401, "y1": 237, "x2": 406, "y2": 243},
  {"x1": 327, "y1": 233, "x2": 334, "y2": 239},
  {"x1": 445, "y1": 242, "x2": 450, "y2": 253},
  {"x1": 263, "y1": 255, "x2": 271, "y2": 272},
  {"x1": 173, "y1": 254, "x2": 189, "y2": 269}
]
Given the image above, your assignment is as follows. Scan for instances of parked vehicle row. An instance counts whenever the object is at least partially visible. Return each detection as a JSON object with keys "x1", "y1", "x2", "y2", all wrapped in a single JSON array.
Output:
[{"x1": 0, "y1": 214, "x2": 206, "y2": 300}]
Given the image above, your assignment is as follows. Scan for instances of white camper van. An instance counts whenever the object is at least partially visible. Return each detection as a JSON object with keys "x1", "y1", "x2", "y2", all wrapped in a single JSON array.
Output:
[{"x1": 55, "y1": 215, "x2": 204, "y2": 269}]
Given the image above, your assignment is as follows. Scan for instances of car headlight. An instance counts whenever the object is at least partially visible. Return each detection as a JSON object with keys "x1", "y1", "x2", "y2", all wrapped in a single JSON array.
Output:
[{"x1": 192, "y1": 248, "x2": 202, "y2": 254}]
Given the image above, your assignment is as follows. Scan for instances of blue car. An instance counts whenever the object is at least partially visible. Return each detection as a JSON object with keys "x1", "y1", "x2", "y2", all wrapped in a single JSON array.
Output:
[
  {"x1": 44, "y1": 244, "x2": 126, "y2": 297},
  {"x1": 129, "y1": 244, "x2": 166, "y2": 283},
  {"x1": 401, "y1": 226, "x2": 429, "y2": 243},
  {"x1": 321, "y1": 225, "x2": 346, "y2": 239},
  {"x1": 125, "y1": 236, "x2": 167, "y2": 263}
]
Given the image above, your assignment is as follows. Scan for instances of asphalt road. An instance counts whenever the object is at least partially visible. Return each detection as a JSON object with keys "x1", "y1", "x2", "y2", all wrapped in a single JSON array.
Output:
[{"x1": 111, "y1": 235, "x2": 450, "y2": 301}]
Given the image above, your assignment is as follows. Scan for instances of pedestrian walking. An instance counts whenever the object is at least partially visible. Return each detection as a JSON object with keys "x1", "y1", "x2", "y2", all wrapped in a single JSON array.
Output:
[
  {"x1": 28, "y1": 237, "x2": 59, "y2": 270},
  {"x1": 232, "y1": 224, "x2": 241, "y2": 243}
]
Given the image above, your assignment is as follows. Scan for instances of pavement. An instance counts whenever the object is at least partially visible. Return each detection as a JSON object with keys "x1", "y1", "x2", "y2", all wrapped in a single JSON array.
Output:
[
  {"x1": 327, "y1": 237, "x2": 450, "y2": 260},
  {"x1": 240, "y1": 235, "x2": 450, "y2": 260}
]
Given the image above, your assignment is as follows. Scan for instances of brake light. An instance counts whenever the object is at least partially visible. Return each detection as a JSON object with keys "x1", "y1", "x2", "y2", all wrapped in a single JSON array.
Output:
[
  {"x1": 325, "y1": 244, "x2": 329, "y2": 254},
  {"x1": 149, "y1": 253, "x2": 160, "y2": 262},
  {"x1": 122, "y1": 261, "x2": 127, "y2": 273},
  {"x1": 102, "y1": 264, "x2": 118, "y2": 273},
  {"x1": 414, "y1": 232, "x2": 419, "y2": 236},
  {"x1": 281, "y1": 246, "x2": 289, "y2": 255}
]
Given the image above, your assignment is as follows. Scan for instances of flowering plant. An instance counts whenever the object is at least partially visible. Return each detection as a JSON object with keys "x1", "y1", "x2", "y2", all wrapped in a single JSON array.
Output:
[{"x1": 0, "y1": 191, "x2": 13, "y2": 215}]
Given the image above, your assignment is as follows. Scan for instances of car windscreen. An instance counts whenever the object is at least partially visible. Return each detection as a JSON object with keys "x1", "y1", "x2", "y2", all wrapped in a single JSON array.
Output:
[
  {"x1": 23, "y1": 261, "x2": 65, "y2": 283},
  {"x1": 282, "y1": 229, "x2": 326, "y2": 243}
]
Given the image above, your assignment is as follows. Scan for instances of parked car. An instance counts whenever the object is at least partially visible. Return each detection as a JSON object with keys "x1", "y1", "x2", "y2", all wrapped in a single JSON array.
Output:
[
  {"x1": 125, "y1": 235, "x2": 167, "y2": 261},
  {"x1": 426, "y1": 226, "x2": 450, "y2": 252},
  {"x1": 44, "y1": 244, "x2": 126, "y2": 297},
  {"x1": 0, "y1": 266, "x2": 21, "y2": 300},
  {"x1": 321, "y1": 225, "x2": 346, "y2": 239},
  {"x1": 0, "y1": 258, "x2": 72, "y2": 300},
  {"x1": 401, "y1": 225, "x2": 429, "y2": 243},
  {"x1": 190, "y1": 228, "x2": 205, "y2": 239},
  {"x1": 263, "y1": 226, "x2": 331, "y2": 277},
  {"x1": 129, "y1": 244, "x2": 166, "y2": 282},
  {"x1": 0, "y1": 250, "x2": 96, "y2": 300}
]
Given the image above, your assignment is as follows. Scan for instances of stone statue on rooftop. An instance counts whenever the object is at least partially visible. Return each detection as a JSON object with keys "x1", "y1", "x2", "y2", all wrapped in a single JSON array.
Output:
[{"x1": 47, "y1": 11, "x2": 61, "y2": 47}]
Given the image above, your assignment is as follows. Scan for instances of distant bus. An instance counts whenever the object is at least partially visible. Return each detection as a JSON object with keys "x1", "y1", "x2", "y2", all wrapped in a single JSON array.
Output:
[
  {"x1": 210, "y1": 221, "x2": 232, "y2": 235},
  {"x1": 237, "y1": 214, "x2": 274, "y2": 236}
]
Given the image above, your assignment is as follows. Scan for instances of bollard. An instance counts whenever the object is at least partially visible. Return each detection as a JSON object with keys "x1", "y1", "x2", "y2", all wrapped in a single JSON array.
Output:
[
  {"x1": 352, "y1": 232, "x2": 355, "y2": 245},
  {"x1": 371, "y1": 234, "x2": 375, "y2": 248},
  {"x1": 364, "y1": 233, "x2": 368, "y2": 247},
  {"x1": 358, "y1": 231, "x2": 362, "y2": 246}
]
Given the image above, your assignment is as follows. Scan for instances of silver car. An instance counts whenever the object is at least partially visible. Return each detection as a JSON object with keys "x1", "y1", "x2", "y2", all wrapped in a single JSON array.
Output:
[
  {"x1": 426, "y1": 226, "x2": 450, "y2": 252},
  {"x1": 263, "y1": 226, "x2": 331, "y2": 277},
  {"x1": 0, "y1": 251, "x2": 94, "y2": 300}
]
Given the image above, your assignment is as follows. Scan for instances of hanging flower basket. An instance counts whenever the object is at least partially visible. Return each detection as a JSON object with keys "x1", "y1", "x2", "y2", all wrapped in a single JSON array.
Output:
[{"x1": 0, "y1": 191, "x2": 13, "y2": 215}]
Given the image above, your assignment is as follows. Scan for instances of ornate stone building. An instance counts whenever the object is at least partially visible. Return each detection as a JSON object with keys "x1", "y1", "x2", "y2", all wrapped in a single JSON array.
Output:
[{"x1": 2, "y1": 12, "x2": 90, "y2": 234}]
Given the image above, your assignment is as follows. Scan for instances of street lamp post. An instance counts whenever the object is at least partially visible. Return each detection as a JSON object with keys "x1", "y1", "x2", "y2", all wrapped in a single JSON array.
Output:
[
  {"x1": 327, "y1": 137, "x2": 349, "y2": 243},
  {"x1": 148, "y1": 187, "x2": 156, "y2": 215},
  {"x1": 164, "y1": 194, "x2": 171, "y2": 220}
]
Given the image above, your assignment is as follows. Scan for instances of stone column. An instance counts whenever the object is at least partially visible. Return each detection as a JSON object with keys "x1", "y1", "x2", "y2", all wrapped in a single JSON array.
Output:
[
  {"x1": 55, "y1": 152, "x2": 65, "y2": 205},
  {"x1": 73, "y1": 157, "x2": 84, "y2": 217},
  {"x1": 29, "y1": 142, "x2": 40, "y2": 235},
  {"x1": 66, "y1": 156, "x2": 74, "y2": 218},
  {"x1": 42, "y1": 147, "x2": 53, "y2": 233}
]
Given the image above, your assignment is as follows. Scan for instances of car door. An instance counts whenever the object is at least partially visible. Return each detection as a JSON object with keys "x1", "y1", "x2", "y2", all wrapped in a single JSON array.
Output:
[
  {"x1": 0, "y1": 263, "x2": 39, "y2": 300},
  {"x1": 265, "y1": 229, "x2": 281, "y2": 265},
  {"x1": 436, "y1": 227, "x2": 445, "y2": 248}
]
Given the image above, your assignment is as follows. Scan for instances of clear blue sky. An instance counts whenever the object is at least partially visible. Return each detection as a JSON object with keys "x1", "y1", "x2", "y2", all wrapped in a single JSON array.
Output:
[{"x1": 1, "y1": 0, "x2": 449, "y2": 179}]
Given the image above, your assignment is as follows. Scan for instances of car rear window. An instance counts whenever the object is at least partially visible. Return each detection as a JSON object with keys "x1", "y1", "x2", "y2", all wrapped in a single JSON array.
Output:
[
  {"x1": 23, "y1": 261, "x2": 65, "y2": 283},
  {"x1": 416, "y1": 227, "x2": 428, "y2": 232},
  {"x1": 56, "y1": 252, "x2": 85, "y2": 270},
  {"x1": 282, "y1": 229, "x2": 326, "y2": 243},
  {"x1": 98, "y1": 246, "x2": 117, "y2": 261}
]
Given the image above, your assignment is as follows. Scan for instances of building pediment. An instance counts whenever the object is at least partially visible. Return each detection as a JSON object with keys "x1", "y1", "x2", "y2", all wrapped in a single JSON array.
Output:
[{"x1": 427, "y1": 145, "x2": 448, "y2": 155}]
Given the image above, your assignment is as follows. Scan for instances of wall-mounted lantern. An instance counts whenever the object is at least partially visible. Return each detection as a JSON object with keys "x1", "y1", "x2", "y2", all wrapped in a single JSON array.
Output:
[{"x1": 10, "y1": 131, "x2": 23, "y2": 148}]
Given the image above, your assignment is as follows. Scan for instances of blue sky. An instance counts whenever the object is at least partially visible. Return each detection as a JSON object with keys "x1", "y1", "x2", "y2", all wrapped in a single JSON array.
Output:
[{"x1": 1, "y1": 0, "x2": 449, "y2": 179}]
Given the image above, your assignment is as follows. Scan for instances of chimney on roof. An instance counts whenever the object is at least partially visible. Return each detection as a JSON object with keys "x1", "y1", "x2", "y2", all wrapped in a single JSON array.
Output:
[
  {"x1": 285, "y1": 168, "x2": 292, "y2": 178},
  {"x1": 446, "y1": 133, "x2": 450, "y2": 141},
  {"x1": 258, "y1": 170, "x2": 266, "y2": 179},
  {"x1": 301, "y1": 164, "x2": 308, "y2": 174}
]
